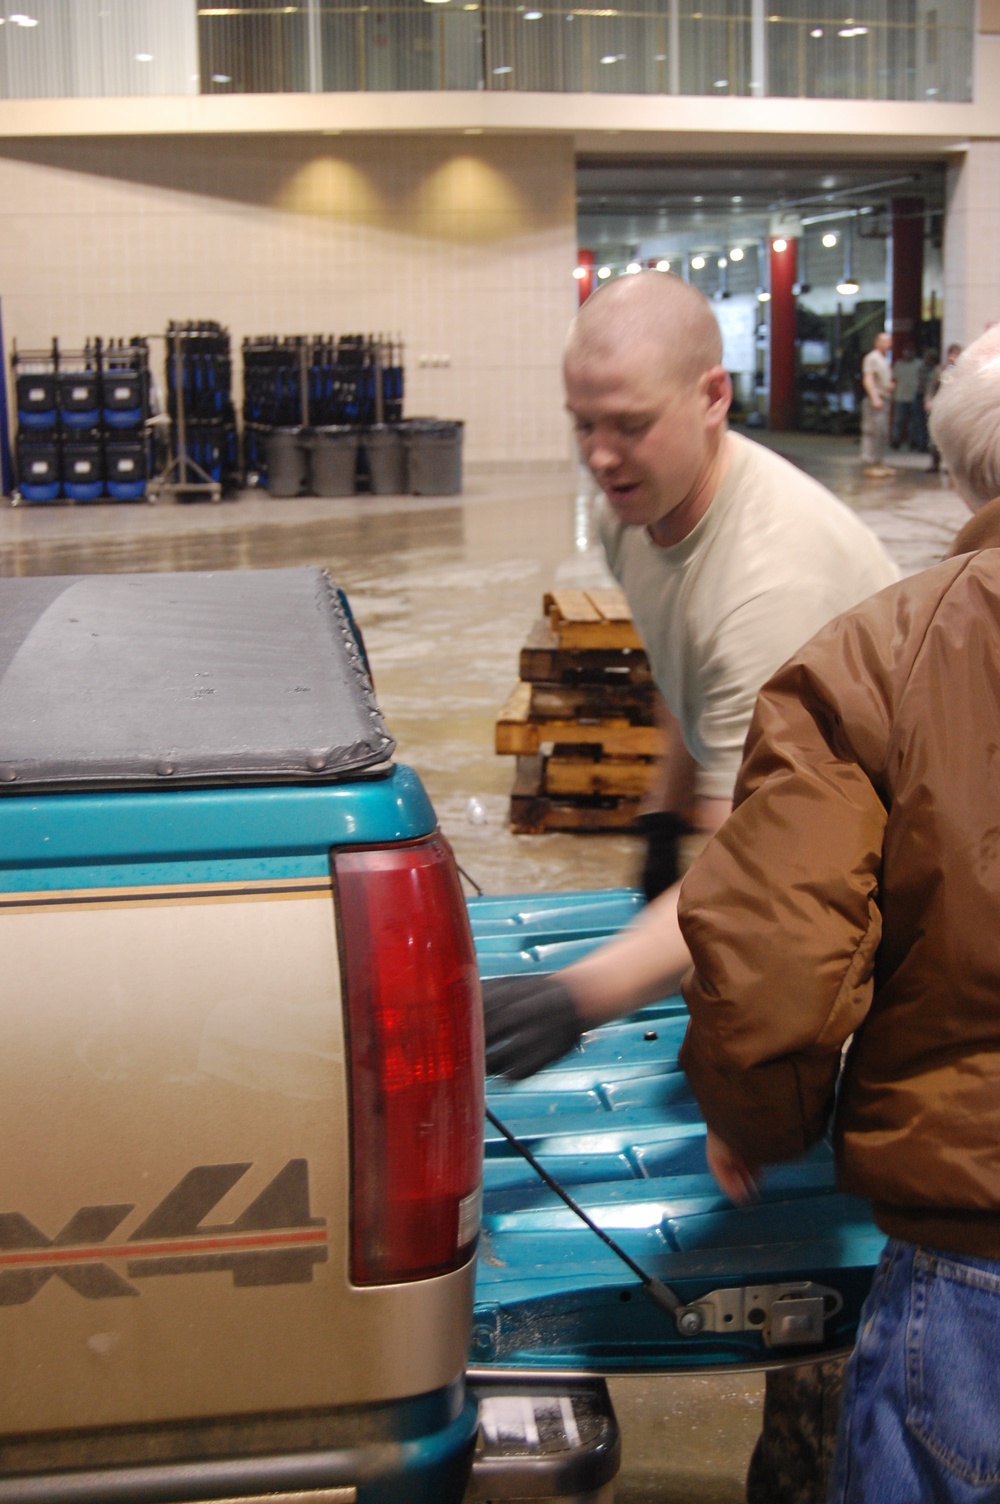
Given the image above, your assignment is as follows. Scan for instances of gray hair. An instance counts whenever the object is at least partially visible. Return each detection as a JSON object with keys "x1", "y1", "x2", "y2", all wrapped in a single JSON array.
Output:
[{"x1": 930, "y1": 327, "x2": 1000, "y2": 510}]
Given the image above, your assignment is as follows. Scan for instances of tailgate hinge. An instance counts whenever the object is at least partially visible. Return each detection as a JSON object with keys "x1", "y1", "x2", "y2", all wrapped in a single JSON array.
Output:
[{"x1": 675, "y1": 1282, "x2": 843, "y2": 1347}]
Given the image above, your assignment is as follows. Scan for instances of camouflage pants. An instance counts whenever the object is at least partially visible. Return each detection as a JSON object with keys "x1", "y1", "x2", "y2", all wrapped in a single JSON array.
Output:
[{"x1": 746, "y1": 1359, "x2": 847, "y2": 1504}]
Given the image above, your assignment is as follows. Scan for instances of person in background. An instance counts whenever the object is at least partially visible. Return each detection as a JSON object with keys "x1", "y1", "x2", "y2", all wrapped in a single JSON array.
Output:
[
  {"x1": 860, "y1": 329, "x2": 894, "y2": 479},
  {"x1": 924, "y1": 341, "x2": 962, "y2": 472},
  {"x1": 676, "y1": 322, "x2": 1000, "y2": 1504},
  {"x1": 484, "y1": 269, "x2": 899, "y2": 1504},
  {"x1": 911, "y1": 346, "x2": 939, "y2": 452},
  {"x1": 889, "y1": 342, "x2": 920, "y2": 450}
]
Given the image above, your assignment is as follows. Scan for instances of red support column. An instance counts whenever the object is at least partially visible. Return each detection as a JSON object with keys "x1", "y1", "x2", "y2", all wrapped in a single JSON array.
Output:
[
  {"x1": 768, "y1": 236, "x2": 798, "y2": 431},
  {"x1": 576, "y1": 248, "x2": 595, "y2": 306},
  {"x1": 889, "y1": 197, "x2": 924, "y2": 355}
]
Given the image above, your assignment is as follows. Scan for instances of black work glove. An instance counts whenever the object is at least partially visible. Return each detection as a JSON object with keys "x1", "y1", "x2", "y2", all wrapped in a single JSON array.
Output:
[
  {"x1": 636, "y1": 810, "x2": 695, "y2": 902},
  {"x1": 482, "y1": 974, "x2": 583, "y2": 1081}
]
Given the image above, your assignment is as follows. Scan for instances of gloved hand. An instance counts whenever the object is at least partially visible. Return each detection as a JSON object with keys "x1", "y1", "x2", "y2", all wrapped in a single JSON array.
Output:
[
  {"x1": 635, "y1": 810, "x2": 695, "y2": 902},
  {"x1": 482, "y1": 973, "x2": 583, "y2": 1080}
]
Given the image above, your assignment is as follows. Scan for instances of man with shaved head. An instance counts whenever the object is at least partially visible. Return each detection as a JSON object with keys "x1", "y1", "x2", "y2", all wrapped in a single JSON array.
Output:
[{"x1": 484, "y1": 270, "x2": 899, "y2": 1503}]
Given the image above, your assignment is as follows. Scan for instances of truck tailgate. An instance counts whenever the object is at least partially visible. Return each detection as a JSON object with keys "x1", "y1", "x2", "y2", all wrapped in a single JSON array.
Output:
[{"x1": 469, "y1": 889, "x2": 882, "y2": 1374}]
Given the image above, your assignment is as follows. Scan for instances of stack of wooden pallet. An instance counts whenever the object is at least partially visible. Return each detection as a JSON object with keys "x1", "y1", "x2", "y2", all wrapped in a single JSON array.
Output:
[{"x1": 495, "y1": 588, "x2": 659, "y2": 833}]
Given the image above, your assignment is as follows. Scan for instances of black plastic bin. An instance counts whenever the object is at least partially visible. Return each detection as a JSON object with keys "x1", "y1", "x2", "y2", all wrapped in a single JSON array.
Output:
[
  {"x1": 403, "y1": 419, "x2": 463, "y2": 496},
  {"x1": 17, "y1": 438, "x2": 61, "y2": 502},
  {"x1": 265, "y1": 426, "x2": 310, "y2": 497},
  {"x1": 467, "y1": 1376, "x2": 620, "y2": 1502},
  {"x1": 311, "y1": 426, "x2": 360, "y2": 497},
  {"x1": 16, "y1": 372, "x2": 57, "y2": 430},
  {"x1": 58, "y1": 370, "x2": 101, "y2": 430},
  {"x1": 106, "y1": 439, "x2": 148, "y2": 501},
  {"x1": 62, "y1": 439, "x2": 104, "y2": 502},
  {"x1": 363, "y1": 424, "x2": 406, "y2": 495}
]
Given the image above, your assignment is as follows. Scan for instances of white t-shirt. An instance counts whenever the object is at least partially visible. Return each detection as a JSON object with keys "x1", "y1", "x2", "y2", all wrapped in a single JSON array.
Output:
[
  {"x1": 599, "y1": 431, "x2": 900, "y2": 799},
  {"x1": 862, "y1": 349, "x2": 893, "y2": 400}
]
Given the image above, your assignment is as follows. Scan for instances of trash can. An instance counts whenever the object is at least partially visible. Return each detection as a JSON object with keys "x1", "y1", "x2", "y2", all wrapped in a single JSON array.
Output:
[
  {"x1": 467, "y1": 1376, "x2": 620, "y2": 1502},
  {"x1": 311, "y1": 426, "x2": 360, "y2": 497},
  {"x1": 403, "y1": 419, "x2": 463, "y2": 496},
  {"x1": 363, "y1": 424, "x2": 406, "y2": 495},
  {"x1": 265, "y1": 426, "x2": 310, "y2": 498}
]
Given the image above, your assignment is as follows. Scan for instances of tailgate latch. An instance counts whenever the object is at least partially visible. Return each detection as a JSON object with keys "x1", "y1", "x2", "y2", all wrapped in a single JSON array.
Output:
[{"x1": 675, "y1": 1282, "x2": 843, "y2": 1347}]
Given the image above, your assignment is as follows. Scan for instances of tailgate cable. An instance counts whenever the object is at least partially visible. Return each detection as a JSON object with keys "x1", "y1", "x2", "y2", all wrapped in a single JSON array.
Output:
[{"x1": 484, "y1": 1105, "x2": 689, "y2": 1325}]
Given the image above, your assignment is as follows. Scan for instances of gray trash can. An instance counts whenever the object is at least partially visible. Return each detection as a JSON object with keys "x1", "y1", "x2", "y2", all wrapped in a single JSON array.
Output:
[
  {"x1": 311, "y1": 426, "x2": 360, "y2": 497},
  {"x1": 363, "y1": 424, "x2": 406, "y2": 495},
  {"x1": 403, "y1": 419, "x2": 463, "y2": 496},
  {"x1": 265, "y1": 426, "x2": 309, "y2": 498}
]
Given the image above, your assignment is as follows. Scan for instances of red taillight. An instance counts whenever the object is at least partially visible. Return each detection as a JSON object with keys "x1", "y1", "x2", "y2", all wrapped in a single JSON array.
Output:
[{"x1": 335, "y1": 835, "x2": 484, "y2": 1285}]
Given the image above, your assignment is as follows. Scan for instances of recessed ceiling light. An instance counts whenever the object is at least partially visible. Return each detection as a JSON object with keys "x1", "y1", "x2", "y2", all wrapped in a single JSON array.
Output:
[
  {"x1": 717, "y1": 256, "x2": 728, "y2": 269},
  {"x1": 134, "y1": 52, "x2": 154, "y2": 61},
  {"x1": 810, "y1": 26, "x2": 823, "y2": 37},
  {"x1": 713, "y1": 78, "x2": 728, "y2": 87},
  {"x1": 573, "y1": 267, "x2": 587, "y2": 280},
  {"x1": 211, "y1": 73, "x2": 231, "y2": 82},
  {"x1": 773, "y1": 238, "x2": 787, "y2": 252},
  {"x1": 731, "y1": 194, "x2": 742, "y2": 203},
  {"x1": 492, "y1": 64, "x2": 512, "y2": 72},
  {"x1": 626, "y1": 262, "x2": 641, "y2": 274},
  {"x1": 730, "y1": 246, "x2": 744, "y2": 261},
  {"x1": 597, "y1": 266, "x2": 612, "y2": 279},
  {"x1": 822, "y1": 232, "x2": 838, "y2": 247},
  {"x1": 9, "y1": 13, "x2": 40, "y2": 25},
  {"x1": 837, "y1": 279, "x2": 860, "y2": 295},
  {"x1": 656, "y1": 259, "x2": 670, "y2": 272},
  {"x1": 692, "y1": 195, "x2": 703, "y2": 203},
  {"x1": 523, "y1": 9, "x2": 542, "y2": 17},
  {"x1": 599, "y1": 53, "x2": 620, "y2": 62},
  {"x1": 691, "y1": 255, "x2": 706, "y2": 270}
]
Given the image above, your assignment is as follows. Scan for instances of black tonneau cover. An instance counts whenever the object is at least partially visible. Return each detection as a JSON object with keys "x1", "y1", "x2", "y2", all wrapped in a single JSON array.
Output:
[{"x1": 0, "y1": 568, "x2": 393, "y2": 790}]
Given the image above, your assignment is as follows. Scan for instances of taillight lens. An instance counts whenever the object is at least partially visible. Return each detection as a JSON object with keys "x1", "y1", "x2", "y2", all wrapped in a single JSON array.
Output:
[{"x1": 335, "y1": 835, "x2": 484, "y2": 1285}]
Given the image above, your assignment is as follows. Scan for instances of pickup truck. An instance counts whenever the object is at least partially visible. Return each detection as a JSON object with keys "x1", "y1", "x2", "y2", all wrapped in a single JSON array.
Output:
[{"x1": 0, "y1": 566, "x2": 881, "y2": 1504}]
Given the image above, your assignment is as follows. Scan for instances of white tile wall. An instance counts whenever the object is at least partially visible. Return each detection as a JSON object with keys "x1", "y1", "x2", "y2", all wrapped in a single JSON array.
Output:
[
  {"x1": 943, "y1": 139, "x2": 1000, "y2": 352},
  {"x1": 0, "y1": 133, "x2": 578, "y2": 464}
]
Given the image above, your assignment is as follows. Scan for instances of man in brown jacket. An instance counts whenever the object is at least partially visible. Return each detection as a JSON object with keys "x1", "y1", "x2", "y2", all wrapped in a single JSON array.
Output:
[{"x1": 677, "y1": 327, "x2": 1000, "y2": 1502}]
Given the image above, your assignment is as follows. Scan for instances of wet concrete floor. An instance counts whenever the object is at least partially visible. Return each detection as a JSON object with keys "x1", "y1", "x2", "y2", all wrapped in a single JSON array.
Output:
[{"x1": 0, "y1": 431, "x2": 970, "y2": 1502}]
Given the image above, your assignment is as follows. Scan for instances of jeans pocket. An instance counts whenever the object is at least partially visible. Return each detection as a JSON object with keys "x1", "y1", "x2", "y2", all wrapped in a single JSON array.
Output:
[{"x1": 905, "y1": 1249, "x2": 1000, "y2": 1486}]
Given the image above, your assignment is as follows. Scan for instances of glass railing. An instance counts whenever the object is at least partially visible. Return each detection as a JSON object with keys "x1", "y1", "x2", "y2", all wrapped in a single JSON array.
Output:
[{"x1": 0, "y1": 0, "x2": 974, "y2": 101}]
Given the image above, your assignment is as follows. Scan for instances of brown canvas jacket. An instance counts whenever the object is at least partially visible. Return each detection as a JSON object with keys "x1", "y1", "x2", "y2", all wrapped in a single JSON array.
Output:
[{"x1": 678, "y1": 550, "x2": 1000, "y2": 1257}]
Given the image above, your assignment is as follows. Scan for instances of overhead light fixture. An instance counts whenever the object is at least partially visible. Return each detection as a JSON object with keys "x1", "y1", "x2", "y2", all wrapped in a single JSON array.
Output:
[
  {"x1": 599, "y1": 53, "x2": 621, "y2": 63},
  {"x1": 822, "y1": 232, "x2": 838, "y2": 248},
  {"x1": 731, "y1": 195, "x2": 743, "y2": 204},
  {"x1": 573, "y1": 267, "x2": 587, "y2": 280},
  {"x1": 654, "y1": 51, "x2": 666, "y2": 58},
  {"x1": 717, "y1": 256, "x2": 728, "y2": 269},
  {"x1": 134, "y1": 52, "x2": 154, "y2": 61},
  {"x1": 836, "y1": 219, "x2": 858, "y2": 296},
  {"x1": 9, "y1": 12, "x2": 40, "y2": 24},
  {"x1": 729, "y1": 246, "x2": 744, "y2": 261},
  {"x1": 692, "y1": 195, "x2": 703, "y2": 204},
  {"x1": 691, "y1": 255, "x2": 706, "y2": 271},
  {"x1": 810, "y1": 26, "x2": 823, "y2": 37},
  {"x1": 492, "y1": 64, "x2": 512, "y2": 72},
  {"x1": 773, "y1": 238, "x2": 787, "y2": 253},
  {"x1": 211, "y1": 73, "x2": 232, "y2": 82},
  {"x1": 655, "y1": 259, "x2": 670, "y2": 272},
  {"x1": 757, "y1": 291, "x2": 771, "y2": 302},
  {"x1": 626, "y1": 262, "x2": 641, "y2": 274},
  {"x1": 523, "y1": 9, "x2": 542, "y2": 16},
  {"x1": 713, "y1": 78, "x2": 728, "y2": 88}
]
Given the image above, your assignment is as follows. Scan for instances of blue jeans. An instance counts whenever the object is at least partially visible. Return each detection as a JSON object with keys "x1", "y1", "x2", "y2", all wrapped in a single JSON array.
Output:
[{"x1": 829, "y1": 1238, "x2": 1000, "y2": 1502}]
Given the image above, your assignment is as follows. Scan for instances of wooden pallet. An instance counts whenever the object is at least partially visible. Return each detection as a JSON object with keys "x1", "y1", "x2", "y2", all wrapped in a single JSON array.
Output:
[
  {"x1": 495, "y1": 683, "x2": 660, "y2": 758},
  {"x1": 519, "y1": 619, "x2": 652, "y2": 687},
  {"x1": 509, "y1": 755, "x2": 644, "y2": 834},
  {"x1": 543, "y1": 589, "x2": 644, "y2": 651}
]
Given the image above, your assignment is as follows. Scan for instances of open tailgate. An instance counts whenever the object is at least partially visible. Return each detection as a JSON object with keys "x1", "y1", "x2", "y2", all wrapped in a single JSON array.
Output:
[{"x1": 469, "y1": 888, "x2": 881, "y2": 1375}]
